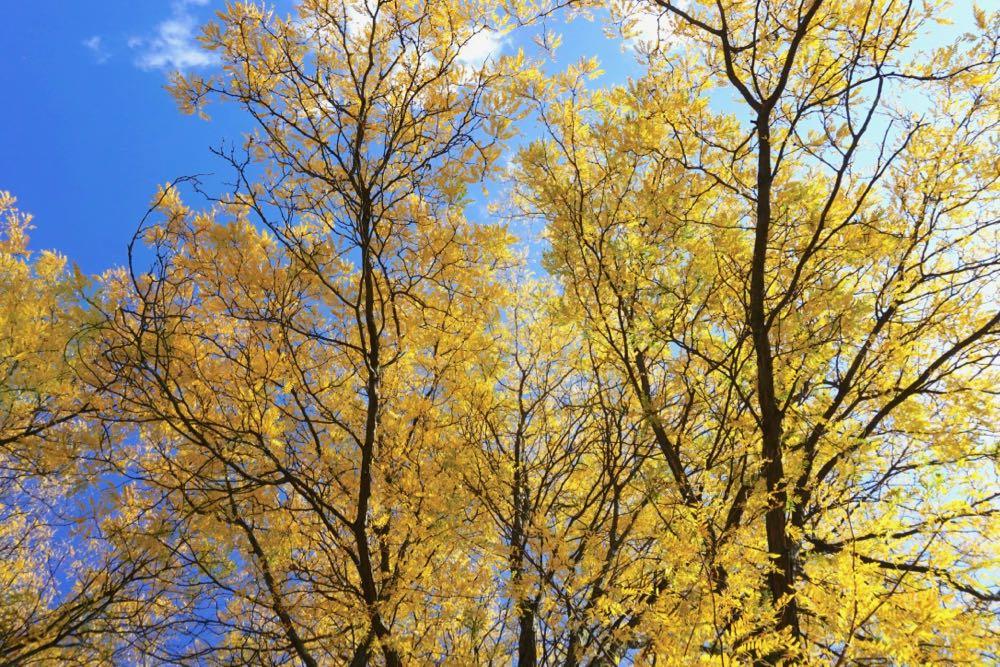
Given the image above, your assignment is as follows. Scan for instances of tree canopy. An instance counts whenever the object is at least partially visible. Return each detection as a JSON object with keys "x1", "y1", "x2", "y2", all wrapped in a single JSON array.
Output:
[{"x1": 2, "y1": 0, "x2": 998, "y2": 664}]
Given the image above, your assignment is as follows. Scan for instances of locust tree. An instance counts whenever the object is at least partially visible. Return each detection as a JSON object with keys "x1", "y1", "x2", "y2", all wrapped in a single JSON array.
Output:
[
  {"x1": 516, "y1": 0, "x2": 1000, "y2": 661},
  {"x1": 88, "y1": 0, "x2": 530, "y2": 663}
]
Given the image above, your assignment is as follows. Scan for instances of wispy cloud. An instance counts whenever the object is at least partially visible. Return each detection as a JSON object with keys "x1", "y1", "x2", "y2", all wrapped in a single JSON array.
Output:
[
  {"x1": 619, "y1": 1, "x2": 689, "y2": 53},
  {"x1": 82, "y1": 35, "x2": 110, "y2": 64},
  {"x1": 130, "y1": 0, "x2": 215, "y2": 71},
  {"x1": 623, "y1": 9, "x2": 668, "y2": 51},
  {"x1": 457, "y1": 28, "x2": 506, "y2": 67}
]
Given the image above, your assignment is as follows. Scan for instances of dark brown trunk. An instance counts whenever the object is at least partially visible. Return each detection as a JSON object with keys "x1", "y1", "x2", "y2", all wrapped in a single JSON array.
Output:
[
  {"x1": 751, "y1": 111, "x2": 799, "y2": 642},
  {"x1": 517, "y1": 604, "x2": 538, "y2": 666},
  {"x1": 352, "y1": 202, "x2": 402, "y2": 667}
]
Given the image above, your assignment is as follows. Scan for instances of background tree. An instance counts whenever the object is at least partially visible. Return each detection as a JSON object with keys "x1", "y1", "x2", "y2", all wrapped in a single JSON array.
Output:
[
  {"x1": 0, "y1": 193, "x2": 165, "y2": 666},
  {"x1": 462, "y1": 280, "x2": 674, "y2": 666}
]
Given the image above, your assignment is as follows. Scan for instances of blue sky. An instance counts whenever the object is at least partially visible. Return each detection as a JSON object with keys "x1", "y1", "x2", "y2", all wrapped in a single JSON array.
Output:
[
  {"x1": 0, "y1": 0, "x2": 648, "y2": 275},
  {"x1": 1, "y1": 1, "x2": 978, "y2": 274},
  {"x1": 1, "y1": 1, "x2": 254, "y2": 273}
]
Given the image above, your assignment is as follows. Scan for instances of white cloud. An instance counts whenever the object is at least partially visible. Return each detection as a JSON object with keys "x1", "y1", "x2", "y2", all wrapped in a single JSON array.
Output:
[
  {"x1": 82, "y1": 35, "x2": 110, "y2": 64},
  {"x1": 457, "y1": 28, "x2": 505, "y2": 67},
  {"x1": 290, "y1": 1, "x2": 370, "y2": 52},
  {"x1": 295, "y1": 5, "x2": 502, "y2": 69},
  {"x1": 632, "y1": 11, "x2": 665, "y2": 43},
  {"x1": 131, "y1": 0, "x2": 215, "y2": 71},
  {"x1": 346, "y1": 1, "x2": 371, "y2": 37},
  {"x1": 620, "y1": 1, "x2": 690, "y2": 53},
  {"x1": 623, "y1": 9, "x2": 668, "y2": 51}
]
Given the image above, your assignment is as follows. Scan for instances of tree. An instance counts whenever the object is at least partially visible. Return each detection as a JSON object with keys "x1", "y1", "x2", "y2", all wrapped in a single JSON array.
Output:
[
  {"x1": 87, "y1": 0, "x2": 527, "y2": 662},
  {"x1": 0, "y1": 193, "x2": 165, "y2": 665},
  {"x1": 5, "y1": 0, "x2": 999, "y2": 664},
  {"x1": 462, "y1": 281, "x2": 673, "y2": 665},
  {"x1": 516, "y1": 0, "x2": 1000, "y2": 661}
]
